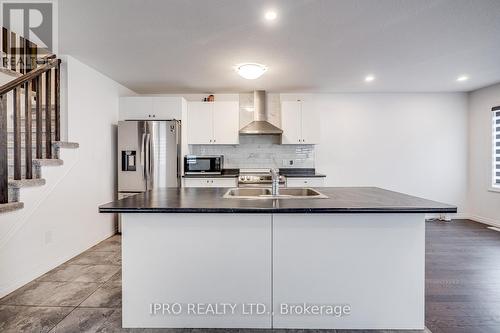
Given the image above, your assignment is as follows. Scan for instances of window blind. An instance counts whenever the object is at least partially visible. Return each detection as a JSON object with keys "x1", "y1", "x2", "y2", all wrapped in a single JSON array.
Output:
[{"x1": 494, "y1": 106, "x2": 500, "y2": 187}]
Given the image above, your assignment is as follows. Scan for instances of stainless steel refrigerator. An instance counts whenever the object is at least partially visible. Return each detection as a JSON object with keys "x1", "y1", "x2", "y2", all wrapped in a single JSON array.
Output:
[{"x1": 118, "y1": 120, "x2": 181, "y2": 197}]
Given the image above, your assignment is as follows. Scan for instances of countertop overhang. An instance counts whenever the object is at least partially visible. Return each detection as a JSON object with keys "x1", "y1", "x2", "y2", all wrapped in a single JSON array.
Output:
[{"x1": 99, "y1": 187, "x2": 457, "y2": 214}]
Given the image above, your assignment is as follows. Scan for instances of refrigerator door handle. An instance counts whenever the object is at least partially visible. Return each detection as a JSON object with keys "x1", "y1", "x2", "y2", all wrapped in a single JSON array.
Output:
[
  {"x1": 140, "y1": 132, "x2": 146, "y2": 180},
  {"x1": 149, "y1": 132, "x2": 155, "y2": 186},
  {"x1": 145, "y1": 133, "x2": 151, "y2": 189}
]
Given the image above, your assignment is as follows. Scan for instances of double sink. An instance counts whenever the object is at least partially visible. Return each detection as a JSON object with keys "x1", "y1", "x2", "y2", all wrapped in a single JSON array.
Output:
[{"x1": 223, "y1": 187, "x2": 328, "y2": 199}]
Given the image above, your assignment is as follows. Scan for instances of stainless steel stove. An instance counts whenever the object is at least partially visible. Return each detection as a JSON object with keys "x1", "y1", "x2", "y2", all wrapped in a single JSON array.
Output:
[{"x1": 238, "y1": 168, "x2": 286, "y2": 188}]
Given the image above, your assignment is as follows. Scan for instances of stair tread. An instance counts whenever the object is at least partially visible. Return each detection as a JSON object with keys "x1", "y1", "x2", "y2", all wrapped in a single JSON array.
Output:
[
  {"x1": 33, "y1": 159, "x2": 63, "y2": 166},
  {"x1": 0, "y1": 67, "x2": 23, "y2": 78},
  {"x1": 53, "y1": 141, "x2": 79, "y2": 149},
  {"x1": 0, "y1": 202, "x2": 24, "y2": 213},
  {"x1": 8, "y1": 178, "x2": 46, "y2": 188}
]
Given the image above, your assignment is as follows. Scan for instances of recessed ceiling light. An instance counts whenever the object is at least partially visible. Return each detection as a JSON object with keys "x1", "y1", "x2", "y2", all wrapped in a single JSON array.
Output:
[
  {"x1": 264, "y1": 10, "x2": 277, "y2": 21},
  {"x1": 235, "y1": 63, "x2": 268, "y2": 80},
  {"x1": 365, "y1": 75, "x2": 375, "y2": 82},
  {"x1": 457, "y1": 75, "x2": 469, "y2": 82}
]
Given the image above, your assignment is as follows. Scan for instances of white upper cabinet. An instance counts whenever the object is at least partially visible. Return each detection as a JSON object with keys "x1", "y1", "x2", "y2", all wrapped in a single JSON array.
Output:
[
  {"x1": 120, "y1": 97, "x2": 184, "y2": 120},
  {"x1": 213, "y1": 101, "x2": 240, "y2": 144},
  {"x1": 187, "y1": 101, "x2": 239, "y2": 145},
  {"x1": 187, "y1": 102, "x2": 213, "y2": 144},
  {"x1": 281, "y1": 100, "x2": 320, "y2": 144},
  {"x1": 119, "y1": 97, "x2": 153, "y2": 120},
  {"x1": 300, "y1": 100, "x2": 320, "y2": 144},
  {"x1": 152, "y1": 97, "x2": 183, "y2": 119},
  {"x1": 281, "y1": 101, "x2": 301, "y2": 144}
]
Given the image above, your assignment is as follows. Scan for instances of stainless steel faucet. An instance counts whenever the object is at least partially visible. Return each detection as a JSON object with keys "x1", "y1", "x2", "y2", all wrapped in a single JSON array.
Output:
[{"x1": 270, "y1": 168, "x2": 280, "y2": 196}]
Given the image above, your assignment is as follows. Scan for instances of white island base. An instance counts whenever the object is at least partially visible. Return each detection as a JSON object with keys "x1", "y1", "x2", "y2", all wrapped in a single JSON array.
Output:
[{"x1": 121, "y1": 213, "x2": 424, "y2": 329}]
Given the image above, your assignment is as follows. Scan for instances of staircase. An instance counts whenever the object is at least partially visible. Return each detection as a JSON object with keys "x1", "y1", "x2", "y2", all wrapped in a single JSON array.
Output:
[{"x1": 0, "y1": 26, "x2": 78, "y2": 213}]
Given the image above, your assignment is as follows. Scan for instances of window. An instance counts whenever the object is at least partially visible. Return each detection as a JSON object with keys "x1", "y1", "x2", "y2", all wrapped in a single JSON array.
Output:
[{"x1": 494, "y1": 106, "x2": 500, "y2": 188}]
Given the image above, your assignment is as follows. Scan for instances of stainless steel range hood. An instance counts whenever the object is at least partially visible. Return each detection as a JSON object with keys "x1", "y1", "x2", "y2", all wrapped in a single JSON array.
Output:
[{"x1": 239, "y1": 90, "x2": 283, "y2": 135}]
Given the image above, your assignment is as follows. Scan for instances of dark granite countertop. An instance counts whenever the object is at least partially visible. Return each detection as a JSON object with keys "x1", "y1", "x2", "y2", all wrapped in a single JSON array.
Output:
[
  {"x1": 182, "y1": 169, "x2": 239, "y2": 178},
  {"x1": 279, "y1": 168, "x2": 326, "y2": 178},
  {"x1": 99, "y1": 187, "x2": 456, "y2": 214}
]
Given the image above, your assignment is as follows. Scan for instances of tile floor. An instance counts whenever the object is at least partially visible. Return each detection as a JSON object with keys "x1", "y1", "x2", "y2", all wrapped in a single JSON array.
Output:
[
  {"x1": 0, "y1": 235, "x2": 122, "y2": 333},
  {"x1": 0, "y1": 234, "x2": 431, "y2": 333}
]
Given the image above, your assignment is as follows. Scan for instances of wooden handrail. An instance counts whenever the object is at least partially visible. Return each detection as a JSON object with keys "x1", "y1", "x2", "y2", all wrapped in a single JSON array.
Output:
[
  {"x1": 0, "y1": 25, "x2": 60, "y2": 204},
  {"x1": 0, "y1": 58, "x2": 58, "y2": 95}
]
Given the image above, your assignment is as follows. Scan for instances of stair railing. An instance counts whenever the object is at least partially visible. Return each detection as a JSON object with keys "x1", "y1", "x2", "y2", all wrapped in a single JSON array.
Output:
[{"x1": 0, "y1": 55, "x2": 60, "y2": 204}]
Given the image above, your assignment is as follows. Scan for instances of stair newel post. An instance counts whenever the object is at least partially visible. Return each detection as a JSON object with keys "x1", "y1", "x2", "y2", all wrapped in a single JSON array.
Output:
[
  {"x1": 13, "y1": 87, "x2": 21, "y2": 180},
  {"x1": 55, "y1": 59, "x2": 60, "y2": 141},
  {"x1": 0, "y1": 95, "x2": 7, "y2": 204},
  {"x1": 35, "y1": 76, "x2": 42, "y2": 158},
  {"x1": 25, "y1": 80, "x2": 33, "y2": 179},
  {"x1": 45, "y1": 69, "x2": 52, "y2": 158}
]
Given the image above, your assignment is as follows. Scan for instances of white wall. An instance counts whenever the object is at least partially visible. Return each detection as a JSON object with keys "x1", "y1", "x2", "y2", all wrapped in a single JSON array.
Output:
[
  {"x1": 0, "y1": 56, "x2": 135, "y2": 298},
  {"x1": 467, "y1": 83, "x2": 500, "y2": 226},
  {"x1": 282, "y1": 93, "x2": 468, "y2": 214},
  {"x1": 127, "y1": 92, "x2": 468, "y2": 213}
]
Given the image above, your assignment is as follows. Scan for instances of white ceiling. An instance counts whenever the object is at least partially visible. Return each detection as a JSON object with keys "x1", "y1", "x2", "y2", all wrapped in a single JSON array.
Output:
[{"x1": 59, "y1": 0, "x2": 500, "y2": 93}]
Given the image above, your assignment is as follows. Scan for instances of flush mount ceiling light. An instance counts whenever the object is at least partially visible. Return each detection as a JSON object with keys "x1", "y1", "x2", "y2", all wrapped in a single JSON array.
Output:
[
  {"x1": 264, "y1": 10, "x2": 277, "y2": 21},
  {"x1": 457, "y1": 75, "x2": 469, "y2": 82},
  {"x1": 235, "y1": 63, "x2": 268, "y2": 80},
  {"x1": 365, "y1": 75, "x2": 375, "y2": 82}
]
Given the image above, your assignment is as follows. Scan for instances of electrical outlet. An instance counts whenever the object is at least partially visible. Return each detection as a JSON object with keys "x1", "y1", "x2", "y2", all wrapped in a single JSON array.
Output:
[{"x1": 282, "y1": 159, "x2": 294, "y2": 166}]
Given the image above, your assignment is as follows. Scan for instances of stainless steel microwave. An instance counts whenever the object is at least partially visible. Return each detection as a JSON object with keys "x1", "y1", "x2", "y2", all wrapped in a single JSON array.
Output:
[{"x1": 184, "y1": 155, "x2": 223, "y2": 174}]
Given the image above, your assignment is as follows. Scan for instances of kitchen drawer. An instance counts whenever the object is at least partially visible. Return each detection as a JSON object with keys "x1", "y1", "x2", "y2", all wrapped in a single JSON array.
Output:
[
  {"x1": 286, "y1": 177, "x2": 325, "y2": 188},
  {"x1": 183, "y1": 177, "x2": 237, "y2": 188}
]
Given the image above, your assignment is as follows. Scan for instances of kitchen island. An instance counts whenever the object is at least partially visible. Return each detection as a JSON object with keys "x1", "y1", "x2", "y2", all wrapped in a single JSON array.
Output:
[{"x1": 99, "y1": 187, "x2": 456, "y2": 329}]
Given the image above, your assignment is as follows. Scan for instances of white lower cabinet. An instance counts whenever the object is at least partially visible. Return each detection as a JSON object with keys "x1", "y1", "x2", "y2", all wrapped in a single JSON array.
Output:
[
  {"x1": 183, "y1": 177, "x2": 237, "y2": 188},
  {"x1": 122, "y1": 213, "x2": 424, "y2": 329},
  {"x1": 272, "y1": 214, "x2": 425, "y2": 329},
  {"x1": 122, "y1": 213, "x2": 272, "y2": 328},
  {"x1": 286, "y1": 177, "x2": 325, "y2": 187}
]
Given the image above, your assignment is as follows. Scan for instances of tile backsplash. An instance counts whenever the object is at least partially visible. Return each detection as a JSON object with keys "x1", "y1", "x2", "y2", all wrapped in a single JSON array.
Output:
[{"x1": 189, "y1": 135, "x2": 315, "y2": 169}]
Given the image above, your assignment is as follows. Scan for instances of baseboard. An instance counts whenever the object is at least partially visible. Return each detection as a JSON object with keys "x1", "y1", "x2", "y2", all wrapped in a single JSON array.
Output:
[
  {"x1": 467, "y1": 215, "x2": 500, "y2": 228},
  {"x1": 425, "y1": 212, "x2": 468, "y2": 220},
  {"x1": 0, "y1": 231, "x2": 116, "y2": 299},
  {"x1": 426, "y1": 212, "x2": 500, "y2": 228},
  {"x1": 0, "y1": 250, "x2": 79, "y2": 299}
]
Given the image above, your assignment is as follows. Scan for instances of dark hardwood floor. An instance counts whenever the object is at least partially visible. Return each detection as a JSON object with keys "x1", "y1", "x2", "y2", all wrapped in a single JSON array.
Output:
[{"x1": 425, "y1": 219, "x2": 500, "y2": 333}]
